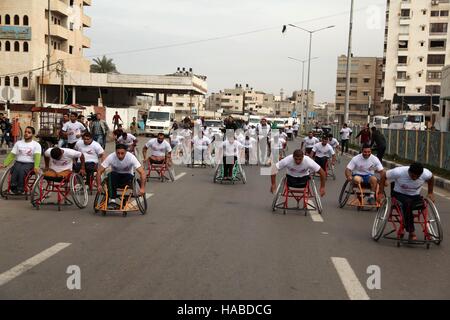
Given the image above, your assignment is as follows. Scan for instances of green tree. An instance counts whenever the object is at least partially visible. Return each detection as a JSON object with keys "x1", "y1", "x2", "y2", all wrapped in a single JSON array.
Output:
[{"x1": 90, "y1": 55, "x2": 119, "y2": 74}]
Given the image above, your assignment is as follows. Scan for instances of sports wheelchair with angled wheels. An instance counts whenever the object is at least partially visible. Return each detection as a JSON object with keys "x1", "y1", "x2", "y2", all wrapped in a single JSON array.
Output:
[
  {"x1": 213, "y1": 161, "x2": 246, "y2": 184},
  {"x1": 372, "y1": 196, "x2": 442, "y2": 249},
  {"x1": 30, "y1": 172, "x2": 88, "y2": 211},
  {"x1": 272, "y1": 175, "x2": 323, "y2": 215},
  {"x1": 339, "y1": 179, "x2": 384, "y2": 211},
  {"x1": 0, "y1": 167, "x2": 38, "y2": 200},
  {"x1": 145, "y1": 158, "x2": 175, "y2": 183},
  {"x1": 93, "y1": 175, "x2": 147, "y2": 217}
]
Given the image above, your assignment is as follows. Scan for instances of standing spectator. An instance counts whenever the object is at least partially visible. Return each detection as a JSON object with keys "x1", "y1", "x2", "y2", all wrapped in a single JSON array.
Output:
[
  {"x1": 130, "y1": 117, "x2": 138, "y2": 136},
  {"x1": 370, "y1": 127, "x2": 387, "y2": 162},
  {"x1": 90, "y1": 113, "x2": 109, "y2": 149},
  {"x1": 78, "y1": 114, "x2": 89, "y2": 132},
  {"x1": 58, "y1": 113, "x2": 70, "y2": 148},
  {"x1": 339, "y1": 123, "x2": 352, "y2": 155},
  {"x1": 293, "y1": 122, "x2": 300, "y2": 138},
  {"x1": 1, "y1": 117, "x2": 12, "y2": 148},
  {"x1": 112, "y1": 111, "x2": 123, "y2": 130},
  {"x1": 356, "y1": 124, "x2": 372, "y2": 149}
]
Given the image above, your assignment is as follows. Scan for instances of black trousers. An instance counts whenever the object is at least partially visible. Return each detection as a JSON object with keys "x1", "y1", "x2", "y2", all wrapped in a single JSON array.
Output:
[
  {"x1": 341, "y1": 139, "x2": 349, "y2": 153},
  {"x1": 392, "y1": 191, "x2": 423, "y2": 233},
  {"x1": 376, "y1": 146, "x2": 386, "y2": 163},
  {"x1": 286, "y1": 175, "x2": 309, "y2": 189},
  {"x1": 107, "y1": 172, "x2": 134, "y2": 199},
  {"x1": 223, "y1": 156, "x2": 237, "y2": 177},
  {"x1": 314, "y1": 156, "x2": 328, "y2": 171},
  {"x1": 73, "y1": 162, "x2": 97, "y2": 188},
  {"x1": 10, "y1": 161, "x2": 34, "y2": 192}
]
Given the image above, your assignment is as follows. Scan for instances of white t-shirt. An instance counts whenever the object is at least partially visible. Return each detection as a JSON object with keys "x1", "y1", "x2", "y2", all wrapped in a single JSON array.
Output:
[
  {"x1": 62, "y1": 121, "x2": 86, "y2": 144},
  {"x1": 101, "y1": 152, "x2": 141, "y2": 175},
  {"x1": 286, "y1": 127, "x2": 294, "y2": 134},
  {"x1": 193, "y1": 136, "x2": 211, "y2": 150},
  {"x1": 276, "y1": 155, "x2": 321, "y2": 178},
  {"x1": 257, "y1": 124, "x2": 271, "y2": 136},
  {"x1": 222, "y1": 140, "x2": 243, "y2": 157},
  {"x1": 170, "y1": 131, "x2": 181, "y2": 146},
  {"x1": 12, "y1": 140, "x2": 42, "y2": 163},
  {"x1": 248, "y1": 127, "x2": 257, "y2": 136},
  {"x1": 293, "y1": 124, "x2": 300, "y2": 131},
  {"x1": 303, "y1": 136, "x2": 319, "y2": 149},
  {"x1": 272, "y1": 136, "x2": 286, "y2": 150},
  {"x1": 340, "y1": 127, "x2": 353, "y2": 140},
  {"x1": 312, "y1": 142, "x2": 335, "y2": 158},
  {"x1": 45, "y1": 148, "x2": 81, "y2": 173},
  {"x1": 117, "y1": 133, "x2": 137, "y2": 146},
  {"x1": 75, "y1": 140, "x2": 104, "y2": 163},
  {"x1": 329, "y1": 138, "x2": 340, "y2": 149},
  {"x1": 145, "y1": 138, "x2": 172, "y2": 157},
  {"x1": 280, "y1": 132, "x2": 288, "y2": 140},
  {"x1": 243, "y1": 137, "x2": 256, "y2": 149},
  {"x1": 387, "y1": 166, "x2": 433, "y2": 196},
  {"x1": 347, "y1": 154, "x2": 383, "y2": 176}
]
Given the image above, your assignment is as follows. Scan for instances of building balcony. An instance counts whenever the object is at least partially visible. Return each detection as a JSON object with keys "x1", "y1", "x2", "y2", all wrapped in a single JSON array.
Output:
[
  {"x1": 400, "y1": 1, "x2": 411, "y2": 9},
  {"x1": 51, "y1": 0, "x2": 68, "y2": 17},
  {"x1": 82, "y1": 15, "x2": 92, "y2": 28},
  {"x1": 82, "y1": 36, "x2": 91, "y2": 48},
  {"x1": 49, "y1": 24, "x2": 70, "y2": 40}
]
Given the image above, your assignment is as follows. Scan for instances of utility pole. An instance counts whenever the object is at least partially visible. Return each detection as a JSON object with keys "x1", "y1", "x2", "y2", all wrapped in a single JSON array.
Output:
[
  {"x1": 344, "y1": 0, "x2": 354, "y2": 124},
  {"x1": 305, "y1": 32, "x2": 313, "y2": 125},
  {"x1": 367, "y1": 95, "x2": 372, "y2": 125},
  {"x1": 41, "y1": 60, "x2": 44, "y2": 106},
  {"x1": 58, "y1": 60, "x2": 65, "y2": 104},
  {"x1": 47, "y1": 0, "x2": 51, "y2": 71}
]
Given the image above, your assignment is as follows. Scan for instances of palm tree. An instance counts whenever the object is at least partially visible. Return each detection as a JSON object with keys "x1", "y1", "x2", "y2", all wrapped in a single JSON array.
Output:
[{"x1": 90, "y1": 55, "x2": 119, "y2": 74}]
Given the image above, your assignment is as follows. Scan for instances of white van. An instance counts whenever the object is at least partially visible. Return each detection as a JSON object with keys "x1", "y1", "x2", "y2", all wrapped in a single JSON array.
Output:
[{"x1": 145, "y1": 106, "x2": 175, "y2": 136}]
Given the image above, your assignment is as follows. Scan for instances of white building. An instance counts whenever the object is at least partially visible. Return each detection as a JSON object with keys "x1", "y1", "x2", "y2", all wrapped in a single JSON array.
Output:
[
  {"x1": 438, "y1": 64, "x2": 450, "y2": 131},
  {"x1": 383, "y1": 0, "x2": 450, "y2": 104}
]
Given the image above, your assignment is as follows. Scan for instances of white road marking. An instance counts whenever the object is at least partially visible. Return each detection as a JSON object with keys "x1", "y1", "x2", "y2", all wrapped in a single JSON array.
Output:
[
  {"x1": 175, "y1": 172, "x2": 186, "y2": 181},
  {"x1": 0, "y1": 243, "x2": 71, "y2": 287},
  {"x1": 331, "y1": 257, "x2": 370, "y2": 300},
  {"x1": 307, "y1": 200, "x2": 324, "y2": 222},
  {"x1": 421, "y1": 187, "x2": 450, "y2": 200},
  {"x1": 129, "y1": 193, "x2": 153, "y2": 207}
]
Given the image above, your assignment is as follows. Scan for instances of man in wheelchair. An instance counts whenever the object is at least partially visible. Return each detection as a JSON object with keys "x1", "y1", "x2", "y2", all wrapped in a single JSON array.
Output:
[
  {"x1": 219, "y1": 132, "x2": 244, "y2": 179},
  {"x1": 142, "y1": 132, "x2": 173, "y2": 167},
  {"x1": 74, "y1": 132, "x2": 105, "y2": 190},
  {"x1": 44, "y1": 147, "x2": 85, "y2": 180},
  {"x1": 345, "y1": 144, "x2": 384, "y2": 205},
  {"x1": 117, "y1": 131, "x2": 138, "y2": 154},
  {"x1": 270, "y1": 149, "x2": 326, "y2": 197},
  {"x1": 379, "y1": 163, "x2": 435, "y2": 241},
  {"x1": 97, "y1": 144, "x2": 146, "y2": 209},
  {"x1": 311, "y1": 135, "x2": 336, "y2": 171},
  {"x1": 0, "y1": 126, "x2": 41, "y2": 194}
]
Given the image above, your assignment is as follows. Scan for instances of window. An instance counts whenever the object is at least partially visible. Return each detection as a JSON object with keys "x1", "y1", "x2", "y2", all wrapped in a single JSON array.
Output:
[
  {"x1": 364, "y1": 78, "x2": 370, "y2": 83},
  {"x1": 398, "y1": 56, "x2": 407, "y2": 64},
  {"x1": 399, "y1": 25, "x2": 409, "y2": 35},
  {"x1": 0, "y1": 41, "x2": 1, "y2": 51},
  {"x1": 363, "y1": 92, "x2": 369, "y2": 96},
  {"x1": 417, "y1": 88, "x2": 422, "y2": 93},
  {"x1": 421, "y1": 25, "x2": 426, "y2": 31},
  {"x1": 427, "y1": 54, "x2": 446, "y2": 65},
  {"x1": 5, "y1": 76, "x2": 10, "y2": 86},
  {"x1": 431, "y1": 10, "x2": 440, "y2": 17},
  {"x1": 14, "y1": 41, "x2": 19, "y2": 52},
  {"x1": 5, "y1": 41, "x2": 10, "y2": 51},
  {"x1": 23, "y1": 42, "x2": 28, "y2": 52},
  {"x1": 398, "y1": 40, "x2": 408, "y2": 49},
  {"x1": 430, "y1": 23, "x2": 448, "y2": 33},
  {"x1": 400, "y1": 9, "x2": 410, "y2": 18},
  {"x1": 396, "y1": 87, "x2": 406, "y2": 94},
  {"x1": 69, "y1": 46, "x2": 73, "y2": 54},
  {"x1": 5, "y1": 14, "x2": 10, "y2": 25},
  {"x1": 426, "y1": 85, "x2": 441, "y2": 94},
  {"x1": 13, "y1": 77, "x2": 19, "y2": 87},
  {"x1": 429, "y1": 39, "x2": 446, "y2": 49},
  {"x1": 14, "y1": 15, "x2": 19, "y2": 25},
  {"x1": 397, "y1": 71, "x2": 407, "y2": 80},
  {"x1": 427, "y1": 71, "x2": 442, "y2": 80},
  {"x1": 70, "y1": 22, "x2": 74, "y2": 31},
  {"x1": 70, "y1": 0, "x2": 74, "y2": 6},
  {"x1": 23, "y1": 15, "x2": 29, "y2": 26},
  {"x1": 22, "y1": 77, "x2": 28, "y2": 88},
  {"x1": 440, "y1": 10, "x2": 449, "y2": 17}
]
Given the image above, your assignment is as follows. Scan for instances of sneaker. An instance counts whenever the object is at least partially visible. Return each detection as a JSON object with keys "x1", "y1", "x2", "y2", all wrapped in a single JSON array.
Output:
[
  {"x1": 367, "y1": 196, "x2": 376, "y2": 205},
  {"x1": 108, "y1": 199, "x2": 119, "y2": 210},
  {"x1": 408, "y1": 233, "x2": 418, "y2": 241}
]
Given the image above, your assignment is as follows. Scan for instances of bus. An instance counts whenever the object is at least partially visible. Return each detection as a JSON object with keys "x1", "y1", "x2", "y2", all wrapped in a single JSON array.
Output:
[
  {"x1": 388, "y1": 113, "x2": 426, "y2": 130},
  {"x1": 372, "y1": 116, "x2": 389, "y2": 129}
]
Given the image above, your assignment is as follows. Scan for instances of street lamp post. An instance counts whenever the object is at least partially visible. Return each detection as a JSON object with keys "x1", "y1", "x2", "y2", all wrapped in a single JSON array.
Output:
[
  {"x1": 282, "y1": 24, "x2": 335, "y2": 125},
  {"x1": 288, "y1": 56, "x2": 319, "y2": 126}
]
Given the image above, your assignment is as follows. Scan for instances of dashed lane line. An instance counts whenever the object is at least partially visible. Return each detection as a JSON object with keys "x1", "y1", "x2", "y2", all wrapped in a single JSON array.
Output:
[
  {"x1": 0, "y1": 243, "x2": 71, "y2": 287},
  {"x1": 331, "y1": 257, "x2": 370, "y2": 300},
  {"x1": 175, "y1": 172, "x2": 186, "y2": 181}
]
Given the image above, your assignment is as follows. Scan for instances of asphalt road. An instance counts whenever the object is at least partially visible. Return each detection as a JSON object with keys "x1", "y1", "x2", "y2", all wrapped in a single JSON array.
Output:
[{"x1": 0, "y1": 138, "x2": 449, "y2": 300}]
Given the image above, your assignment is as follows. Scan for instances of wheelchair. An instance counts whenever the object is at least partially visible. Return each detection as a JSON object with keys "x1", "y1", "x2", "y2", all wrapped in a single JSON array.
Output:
[
  {"x1": 272, "y1": 175, "x2": 323, "y2": 215},
  {"x1": 30, "y1": 172, "x2": 88, "y2": 211},
  {"x1": 0, "y1": 166, "x2": 38, "y2": 200},
  {"x1": 188, "y1": 147, "x2": 214, "y2": 168},
  {"x1": 93, "y1": 175, "x2": 147, "y2": 217},
  {"x1": 73, "y1": 163, "x2": 98, "y2": 195},
  {"x1": 313, "y1": 157, "x2": 335, "y2": 180},
  {"x1": 213, "y1": 161, "x2": 247, "y2": 184},
  {"x1": 145, "y1": 158, "x2": 175, "y2": 183},
  {"x1": 338, "y1": 178, "x2": 384, "y2": 211},
  {"x1": 372, "y1": 196, "x2": 443, "y2": 249}
]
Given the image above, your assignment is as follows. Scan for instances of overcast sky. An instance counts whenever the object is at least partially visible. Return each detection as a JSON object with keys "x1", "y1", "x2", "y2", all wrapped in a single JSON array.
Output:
[{"x1": 84, "y1": 0, "x2": 386, "y2": 102}]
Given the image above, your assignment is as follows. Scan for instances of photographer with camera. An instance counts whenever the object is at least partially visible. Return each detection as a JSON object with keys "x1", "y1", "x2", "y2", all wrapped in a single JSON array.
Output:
[{"x1": 89, "y1": 113, "x2": 109, "y2": 149}]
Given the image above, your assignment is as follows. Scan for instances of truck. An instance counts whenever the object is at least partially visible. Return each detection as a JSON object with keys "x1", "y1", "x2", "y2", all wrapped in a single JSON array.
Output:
[{"x1": 145, "y1": 106, "x2": 175, "y2": 136}]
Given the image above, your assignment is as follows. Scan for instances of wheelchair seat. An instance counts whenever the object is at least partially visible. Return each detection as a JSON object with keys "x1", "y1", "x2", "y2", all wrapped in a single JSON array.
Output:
[{"x1": 43, "y1": 175, "x2": 66, "y2": 183}]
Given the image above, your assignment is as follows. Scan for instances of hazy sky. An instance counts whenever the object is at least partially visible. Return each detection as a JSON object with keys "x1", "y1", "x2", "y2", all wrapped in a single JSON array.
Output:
[{"x1": 84, "y1": 0, "x2": 386, "y2": 102}]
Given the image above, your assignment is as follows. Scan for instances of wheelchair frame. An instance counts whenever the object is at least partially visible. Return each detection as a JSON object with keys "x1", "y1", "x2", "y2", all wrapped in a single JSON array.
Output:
[
  {"x1": 0, "y1": 166, "x2": 38, "y2": 200},
  {"x1": 146, "y1": 158, "x2": 175, "y2": 183},
  {"x1": 213, "y1": 161, "x2": 247, "y2": 184},
  {"x1": 339, "y1": 179, "x2": 384, "y2": 210}
]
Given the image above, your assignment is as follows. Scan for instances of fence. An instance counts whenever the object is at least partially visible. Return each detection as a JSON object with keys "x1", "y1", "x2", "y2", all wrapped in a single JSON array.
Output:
[{"x1": 306, "y1": 125, "x2": 450, "y2": 171}]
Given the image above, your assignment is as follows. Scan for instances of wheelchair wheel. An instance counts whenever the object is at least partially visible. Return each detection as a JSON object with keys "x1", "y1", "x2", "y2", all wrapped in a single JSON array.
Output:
[
  {"x1": 133, "y1": 178, "x2": 147, "y2": 215},
  {"x1": 238, "y1": 164, "x2": 247, "y2": 184},
  {"x1": 168, "y1": 167, "x2": 175, "y2": 182},
  {"x1": 0, "y1": 167, "x2": 12, "y2": 199},
  {"x1": 271, "y1": 177, "x2": 285, "y2": 212},
  {"x1": 93, "y1": 190, "x2": 106, "y2": 214},
  {"x1": 30, "y1": 175, "x2": 45, "y2": 209},
  {"x1": 424, "y1": 198, "x2": 443, "y2": 245},
  {"x1": 310, "y1": 179, "x2": 323, "y2": 215},
  {"x1": 213, "y1": 165, "x2": 221, "y2": 184},
  {"x1": 338, "y1": 180, "x2": 352, "y2": 208},
  {"x1": 372, "y1": 198, "x2": 389, "y2": 241},
  {"x1": 70, "y1": 174, "x2": 88, "y2": 209}
]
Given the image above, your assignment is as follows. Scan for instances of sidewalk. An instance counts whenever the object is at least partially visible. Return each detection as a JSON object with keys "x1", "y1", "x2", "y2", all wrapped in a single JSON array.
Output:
[{"x1": 346, "y1": 148, "x2": 450, "y2": 192}]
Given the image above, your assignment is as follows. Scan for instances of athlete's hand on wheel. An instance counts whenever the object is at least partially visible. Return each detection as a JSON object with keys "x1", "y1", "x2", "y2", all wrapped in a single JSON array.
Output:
[
  {"x1": 139, "y1": 187, "x2": 146, "y2": 196},
  {"x1": 320, "y1": 187, "x2": 326, "y2": 197},
  {"x1": 428, "y1": 193, "x2": 435, "y2": 203},
  {"x1": 270, "y1": 184, "x2": 276, "y2": 194}
]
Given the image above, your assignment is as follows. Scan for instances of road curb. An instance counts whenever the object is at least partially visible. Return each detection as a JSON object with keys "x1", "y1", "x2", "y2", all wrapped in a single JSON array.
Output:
[{"x1": 346, "y1": 148, "x2": 450, "y2": 192}]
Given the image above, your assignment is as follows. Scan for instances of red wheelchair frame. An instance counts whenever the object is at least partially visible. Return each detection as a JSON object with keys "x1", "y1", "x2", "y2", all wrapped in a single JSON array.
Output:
[
  {"x1": 0, "y1": 167, "x2": 38, "y2": 200},
  {"x1": 372, "y1": 196, "x2": 443, "y2": 249},
  {"x1": 146, "y1": 158, "x2": 174, "y2": 182},
  {"x1": 272, "y1": 176, "x2": 323, "y2": 216},
  {"x1": 31, "y1": 172, "x2": 88, "y2": 211}
]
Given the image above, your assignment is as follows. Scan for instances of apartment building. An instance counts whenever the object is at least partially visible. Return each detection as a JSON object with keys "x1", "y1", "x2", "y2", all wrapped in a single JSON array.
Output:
[
  {"x1": 335, "y1": 55, "x2": 384, "y2": 125},
  {"x1": 383, "y1": 0, "x2": 450, "y2": 104}
]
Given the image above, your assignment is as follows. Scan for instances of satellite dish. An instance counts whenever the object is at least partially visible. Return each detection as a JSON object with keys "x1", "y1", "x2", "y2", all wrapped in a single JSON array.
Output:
[{"x1": 1, "y1": 87, "x2": 14, "y2": 100}]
